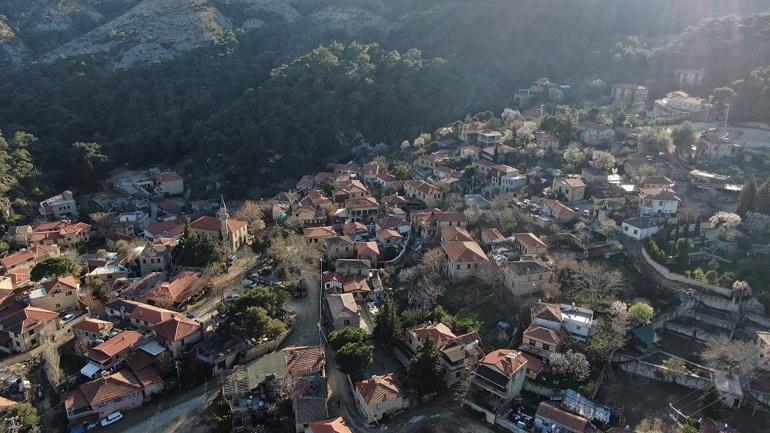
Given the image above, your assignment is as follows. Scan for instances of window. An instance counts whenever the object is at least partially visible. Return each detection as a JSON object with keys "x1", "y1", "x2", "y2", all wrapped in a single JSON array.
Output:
[
  {"x1": 633, "y1": 229, "x2": 638, "y2": 235},
  {"x1": 66, "y1": 291, "x2": 73, "y2": 296},
  {"x1": 542, "y1": 344, "x2": 550, "y2": 351},
  {"x1": 98, "y1": 401, "x2": 107, "y2": 408},
  {"x1": 28, "y1": 330, "x2": 34, "y2": 336}
]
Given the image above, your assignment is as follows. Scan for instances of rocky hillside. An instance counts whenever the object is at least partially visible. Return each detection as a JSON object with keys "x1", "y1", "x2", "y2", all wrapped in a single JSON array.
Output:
[{"x1": 3, "y1": 0, "x2": 768, "y2": 69}]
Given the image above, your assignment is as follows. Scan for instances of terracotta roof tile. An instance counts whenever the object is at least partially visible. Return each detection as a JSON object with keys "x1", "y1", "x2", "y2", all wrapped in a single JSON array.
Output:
[{"x1": 355, "y1": 373, "x2": 401, "y2": 405}]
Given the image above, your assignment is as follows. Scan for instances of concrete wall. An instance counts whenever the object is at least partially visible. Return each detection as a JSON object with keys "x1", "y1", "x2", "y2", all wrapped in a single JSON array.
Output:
[
  {"x1": 242, "y1": 328, "x2": 293, "y2": 363},
  {"x1": 523, "y1": 380, "x2": 555, "y2": 397},
  {"x1": 618, "y1": 358, "x2": 713, "y2": 391},
  {"x1": 663, "y1": 321, "x2": 714, "y2": 342}
]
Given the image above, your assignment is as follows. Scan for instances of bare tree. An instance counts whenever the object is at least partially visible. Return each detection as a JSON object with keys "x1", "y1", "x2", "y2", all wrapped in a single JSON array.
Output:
[
  {"x1": 268, "y1": 233, "x2": 322, "y2": 287},
  {"x1": 234, "y1": 200, "x2": 266, "y2": 232},
  {"x1": 557, "y1": 260, "x2": 623, "y2": 306},
  {"x1": 402, "y1": 248, "x2": 447, "y2": 310},
  {"x1": 589, "y1": 151, "x2": 616, "y2": 173},
  {"x1": 701, "y1": 334, "x2": 763, "y2": 377},
  {"x1": 40, "y1": 330, "x2": 63, "y2": 387}
]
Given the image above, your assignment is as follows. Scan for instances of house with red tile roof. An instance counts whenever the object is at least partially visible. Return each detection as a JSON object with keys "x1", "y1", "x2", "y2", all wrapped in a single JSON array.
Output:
[
  {"x1": 355, "y1": 242, "x2": 380, "y2": 265},
  {"x1": 440, "y1": 226, "x2": 473, "y2": 243},
  {"x1": 72, "y1": 317, "x2": 114, "y2": 343},
  {"x1": 376, "y1": 228, "x2": 403, "y2": 247},
  {"x1": 144, "y1": 271, "x2": 202, "y2": 308},
  {"x1": 514, "y1": 232, "x2": 548, "y2": 257},
  {"x1": 154, "y1": 172, "x2": 184, "y2": 195},
  {"x1": 553, "y1": 176, "x2": 586, "y2": 202},
  {"x1": 152, "y1": 315, "x2": 202, "y2": 357},
  {"x1": 535, "y1": 401, "x2": 595, "y2": 433},
  {"x1": 412, "y1": 209, "x2": 466, "y2": 240},
  {"x1": 0, "y1": 302, "x2": 59, "y2": 353},
  {"x1": 304, "y1": 226, "x2": 338, "y2": 247},
  {"x1": 522, "y1": 324, "x2": 565, "y2": 358},
  {"x1": 283, "y1": 345, "x2": 326, "y2": 378},
  {"x1": 353, "y1": 373, "x2": 405, "y2": 424},
  {"x1": 542, "y1": 199, "x2": 577, "y2": 224},
  {"x1": 143, "y1": 220, "x2": 185, "y2": 239},
  {"x1": 403, "y1": 180, "x2": 444, "y2": 208},
  {"x1": 342, "y1": 221, "x2": 368, "y2": 240},
  {"x1": 29, "y1": 276, "x2": 80, "y2": 312},
  {"x1": 344, "y1": 196, "x2": 379, "y2": 222},
  {"x1": 442, "y1": 241, "x2": 488, "y2": 280},
  {"x1": 480, "y1": 228, "x2": 505, "y2": 247},
  {"x1": 86, "y1": 330, "x2": 144, "y2": 369},
  {"x1": 306, "y1": 417, "x2": 352, "y2": 433},
  {"x1": 639, "y1": 187, "x2": 681, "y2": 216},
  {"x1": 0, "y1": 245, "x2": 59, "y2": 275},
  {"x1": 470, "y1": 349, "x2": 527, "y2": 404},
  {"x1": 63, "y1": 370, "x2": 145, "y2": 424},
  {"x1": 405, "y1": 323, "x2": 485, "y2": 386},
  {"x1": 30, "y1": 221, "x2": 91, "y2": 248}
]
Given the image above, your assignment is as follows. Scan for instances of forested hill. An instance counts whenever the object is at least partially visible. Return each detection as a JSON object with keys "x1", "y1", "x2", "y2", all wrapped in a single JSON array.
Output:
[{"x1": 1, "y1": 0, "x2": 770, "y2": 201}]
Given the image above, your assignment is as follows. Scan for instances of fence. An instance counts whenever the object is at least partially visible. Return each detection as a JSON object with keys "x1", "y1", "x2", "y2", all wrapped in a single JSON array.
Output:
[
  {"x1": 617, "y1": 357, "x2": 713, "y2": 391},
  {"x1": 242, "y1": 327, "x2": 293, "y2": 363},
  {"x1": 641, "y1": 247, "x2": 733, "y2": 298}
]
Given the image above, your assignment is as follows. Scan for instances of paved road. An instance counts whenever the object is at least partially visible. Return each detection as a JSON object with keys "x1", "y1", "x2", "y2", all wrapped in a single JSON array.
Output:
[{"x1": 110, "y1": 385, "x2": 218, "y2": 433}]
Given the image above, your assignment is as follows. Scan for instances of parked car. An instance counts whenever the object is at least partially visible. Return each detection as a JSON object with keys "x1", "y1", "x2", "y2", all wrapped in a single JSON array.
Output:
[
  {"x1": 225, "y1": 294, "x2": 241, "y2": 303},
  {"x1": 61, "y1": 313, "x2": 76, "y2": 324},
  {"x1": 100, "y1": 412, "x2": 123, "y2": 427},
  {"x1": 186, "y1": 312, "x2": 196, "y2": 320}
]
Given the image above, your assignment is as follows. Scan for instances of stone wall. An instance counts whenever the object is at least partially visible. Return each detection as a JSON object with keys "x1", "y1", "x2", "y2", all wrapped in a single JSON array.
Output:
[
  {"x1": 662, "y1": 321, "x2": 714, "y2": 342},
  {"x1": 616, "y1": 355, "x2": 713, "y2": 391},
  {"x1": 641, "y1": 248, "x2": 733, "y2": 298},
  {"x1": 242, "y1": 327, "x2": 293, "y2": 363}
]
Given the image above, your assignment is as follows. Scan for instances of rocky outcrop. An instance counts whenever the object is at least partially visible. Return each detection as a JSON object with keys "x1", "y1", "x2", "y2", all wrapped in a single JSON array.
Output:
[{"x1": 41, "y1": 0, "x2": 234, "y2": 68}]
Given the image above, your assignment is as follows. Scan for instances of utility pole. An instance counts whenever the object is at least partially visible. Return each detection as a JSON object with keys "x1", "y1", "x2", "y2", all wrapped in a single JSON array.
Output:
[
  {"x1": 724, "y1": 104, "x2": 731, "y2": 129},
  {"x1": 318, "y1": 258, "x2": 324, "y2": 346}
]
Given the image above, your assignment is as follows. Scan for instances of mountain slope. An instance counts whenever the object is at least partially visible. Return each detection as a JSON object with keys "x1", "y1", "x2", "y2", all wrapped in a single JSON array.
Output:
[{"x1": 41, "y1": 0, "x2": 234, "y2": 68}]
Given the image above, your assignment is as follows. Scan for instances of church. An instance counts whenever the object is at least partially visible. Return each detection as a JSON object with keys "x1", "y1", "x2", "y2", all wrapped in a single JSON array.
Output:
[{"x1": 189, "y1": 199, "x2": 248, "y2": 255}]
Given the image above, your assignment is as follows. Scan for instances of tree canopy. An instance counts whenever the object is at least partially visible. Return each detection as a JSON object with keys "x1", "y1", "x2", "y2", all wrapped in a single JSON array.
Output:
[{"x1": 30, "y1": 255, "x2": 79, "y2": 282}]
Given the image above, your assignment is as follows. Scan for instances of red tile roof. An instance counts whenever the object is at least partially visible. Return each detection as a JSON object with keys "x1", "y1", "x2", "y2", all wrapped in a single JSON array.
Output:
[
  {"x1": 442, "y1": 241, "x2": 488, "y2": 263},
  {"x1": 145, "y1": 271, "x2": 201, "y2": 305},
  {"x1": 78, "y1": 370, "x2": 142, "y2": 406},
  {"x1": 481, "y1": 349, "x2": 527, "y2": 376},
  {"x1": 0, "y1": 246, "x2": 57, "y2": 269},
  {"x1": 0, "y1": 302, "x2": 58, "y2": 335},
  {"x1": 128, "y1": 302, "x2": 174, "y2": 326},
  {"x1": 515, "y1": 233, "x2": 547, "y2": 250},
  {"x1": 303, "y1": 226, "x2": 338, "y2": 239},
  {"x1": 190, "y1": 216, "x2": 246, "y2": 235},
  {"x1": 411, "y1": 323, "x2": 456, "y2": 349},
  {"x1": 152, "y1": 316, "x2": 201, "y2": 343},
  {"x1": 87, "y1": 330, "x2": 143, "y2": 363},
  {"x1": 355, "y1": 242, "x2": 379, "y2": 258},
  {"x1": 523, "y1": 325, "x2": 564, "y2": 346},
  {"x1": 155, "y1": 172, "x2": 182, "y2": 182},
  {"x1": 536, "y1": 402, "x2": 591, "y2": 433},
  {"x1": 145, "y1": 221, "x2": 185, "y2": 237},
  {"x1": 441, "y1": 227, "x2": 473, "y2": 242},
  {"x1": 283, "y1": 345, "x2": 326, "y2": 376},
  {"x1": 307, "y1": 417, "x2": 352, "y2": 433},
  {"x1": 355, "y1": 373, "x2": 401, "y2": 405},
  {"x1": 543, "y1": 199, "x2": 576, "y2": 217},
  {"x1": 72, "y1": 317, "x2": 113, "y2": 334}
]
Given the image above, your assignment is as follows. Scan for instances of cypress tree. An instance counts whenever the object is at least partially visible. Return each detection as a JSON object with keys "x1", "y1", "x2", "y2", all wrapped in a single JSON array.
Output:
[{"x1": 737, "y1": 176, "x2": 757, "y2": 216}]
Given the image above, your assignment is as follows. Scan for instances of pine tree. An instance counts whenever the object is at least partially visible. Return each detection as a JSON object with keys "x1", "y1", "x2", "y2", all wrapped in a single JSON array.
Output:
[
  {"x1": 683, "y1": 213, "x2": 691, "y2": 238},
  {"x1": 374, "y1": 296, "x2": 402, "y2": 345},
  {"x1": 409, "y1": 339, "x2": 444, "y2": 396},
  {"x1": 737, "y1": 176, "x2": 757, "y2": 216}
]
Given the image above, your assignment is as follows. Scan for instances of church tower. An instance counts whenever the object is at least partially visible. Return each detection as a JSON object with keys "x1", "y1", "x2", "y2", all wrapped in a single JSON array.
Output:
[{"x1": 217, "y1": 196, "x2": 230, "y2": 257}]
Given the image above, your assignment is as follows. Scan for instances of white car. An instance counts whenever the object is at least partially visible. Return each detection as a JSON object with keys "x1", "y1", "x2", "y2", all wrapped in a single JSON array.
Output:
[
  {"x1": 100, "y1": 412, "x2": 123, "y2": 427},
  {"x1": 61, "y1": 313, "x2": 76, "y2": 324}
]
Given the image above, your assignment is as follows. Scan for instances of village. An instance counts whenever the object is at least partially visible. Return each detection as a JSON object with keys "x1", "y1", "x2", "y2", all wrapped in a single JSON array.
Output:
[{"x1": 0, "y1": 69, "x2": 769, "y2": 433}]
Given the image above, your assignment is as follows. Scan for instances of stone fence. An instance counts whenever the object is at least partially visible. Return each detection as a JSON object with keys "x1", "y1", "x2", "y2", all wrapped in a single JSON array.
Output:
[
  {"x1": 242, "y1": 327, "x2": 293, "y2": 363},
  {"x1": 615, "y1": 354, "x2": 713, "y2": 392},
  {"x1": 641, "y1": 247, "x2": 733, "y2": 298}
]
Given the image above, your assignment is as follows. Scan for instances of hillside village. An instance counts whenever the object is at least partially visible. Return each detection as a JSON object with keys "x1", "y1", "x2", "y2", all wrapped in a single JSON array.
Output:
[{"x1": 1, "y1": 70, "x2": 770, "y2": 433}]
